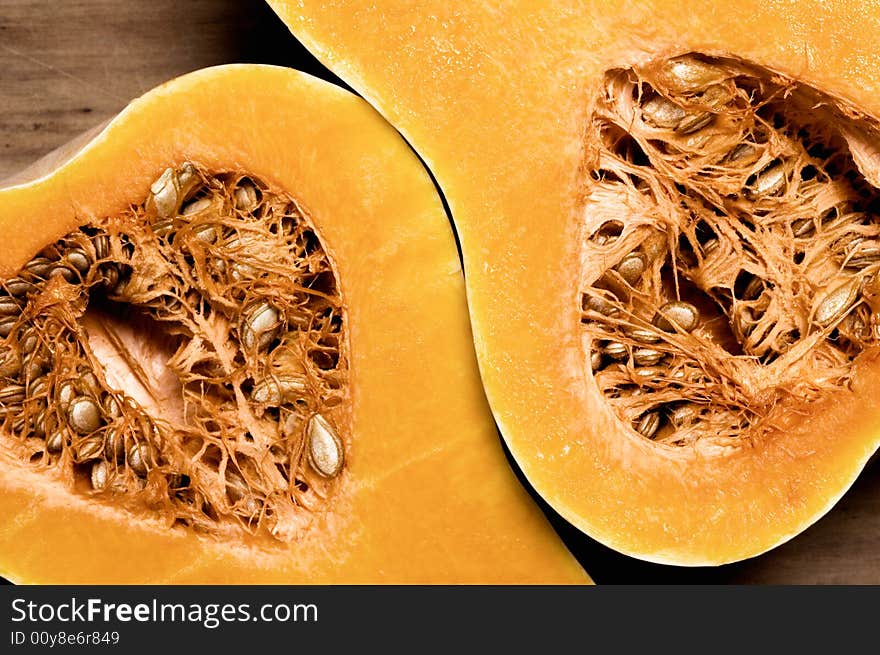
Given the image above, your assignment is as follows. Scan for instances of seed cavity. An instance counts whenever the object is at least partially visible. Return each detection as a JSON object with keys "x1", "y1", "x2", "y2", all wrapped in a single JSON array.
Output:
[
  {"x1": 0, "y1": 165, "x2": 349, "y2": 542},
  {"x1": 582, "y1": 53, "x2": 880, "y2": 448}
]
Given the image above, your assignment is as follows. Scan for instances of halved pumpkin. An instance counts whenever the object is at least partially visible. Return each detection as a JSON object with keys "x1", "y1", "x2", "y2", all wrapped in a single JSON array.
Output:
[
  {"x1": 0, "y1": 64, "x2": 588, "y2": 583},
  {"x1": 272, "y1": 0, "x2": 880, "y2": 564}
]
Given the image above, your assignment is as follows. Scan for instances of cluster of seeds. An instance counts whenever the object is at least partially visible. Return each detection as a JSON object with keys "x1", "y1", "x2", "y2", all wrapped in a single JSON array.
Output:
[
  {"x1": 582, "y1": 54, "x2": 880, "y2": 448},
  {"x1": 0, "y1": 164, "x2": 348, "y2": 541}
]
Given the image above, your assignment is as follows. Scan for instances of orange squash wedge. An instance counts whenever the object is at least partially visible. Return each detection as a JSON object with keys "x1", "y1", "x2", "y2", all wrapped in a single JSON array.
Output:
[
  {"x1": 272, "y1": 0, "x2": 880, "y2": 564},
  {"x1": 0, "y1": 64, "x2": 589, "y2": 583}
]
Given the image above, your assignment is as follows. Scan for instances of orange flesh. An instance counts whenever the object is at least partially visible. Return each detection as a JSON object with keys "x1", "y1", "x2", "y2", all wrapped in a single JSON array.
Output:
[
  {"x1": 272, "y1": 0, "x2": 880, "y2": 563},
  {"x1": 0, "y1": 65, "x2": 588, "y2": 583}
]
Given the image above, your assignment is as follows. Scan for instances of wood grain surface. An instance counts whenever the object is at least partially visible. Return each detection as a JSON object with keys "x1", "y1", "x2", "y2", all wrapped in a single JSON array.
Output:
[{"x1": 1, "y1": 0, "x2": 879, "y2": 584}]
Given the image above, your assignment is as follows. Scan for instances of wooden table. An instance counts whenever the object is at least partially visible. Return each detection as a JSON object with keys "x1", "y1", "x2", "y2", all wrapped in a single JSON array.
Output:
[{"x1": 2, "y1": 0, "x2": 879, "y2": 584}]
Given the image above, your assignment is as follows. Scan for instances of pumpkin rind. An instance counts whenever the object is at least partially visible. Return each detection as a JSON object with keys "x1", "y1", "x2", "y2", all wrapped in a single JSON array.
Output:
[
  {"x1": 270, "y1": 0, "x2": 880, "y2": 564},
  {"x1": 0, "y1": 64, "x2": 588, "y2": 583}
]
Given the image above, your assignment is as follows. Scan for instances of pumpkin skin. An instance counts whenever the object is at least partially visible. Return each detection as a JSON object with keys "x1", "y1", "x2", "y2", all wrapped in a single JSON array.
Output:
[
  {"x1": 0, "y1": 64, "x2": 589, "y2": 584},
  {"x1": 270, "y1": 0, "x2": 880, "y2": 564}
]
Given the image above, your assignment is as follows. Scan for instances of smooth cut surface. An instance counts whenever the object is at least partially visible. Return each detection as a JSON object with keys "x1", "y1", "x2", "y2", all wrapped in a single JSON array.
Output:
[
  {"x1": 272, "y1": 0, "x2": 880, "y2": 564},
  {"x1": 0, "y1": 64, "x2": 588, "y2": 583}
]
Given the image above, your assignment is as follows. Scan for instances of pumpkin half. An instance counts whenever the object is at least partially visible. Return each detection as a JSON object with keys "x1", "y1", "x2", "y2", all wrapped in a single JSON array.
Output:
[
  {"x1": 272, "y1": 0, "x2": 880, "y2": 564},
  {"x1": 0, "y1": 64, "x2": 589, "y2": 583}
]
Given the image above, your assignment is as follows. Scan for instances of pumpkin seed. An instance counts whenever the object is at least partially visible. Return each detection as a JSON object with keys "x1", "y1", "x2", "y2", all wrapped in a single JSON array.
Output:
[
  {"x1": 49, "y1": 265, "x2": 76, "y2": 283},
  {"x1": 615, "y1": 252, "x2": 647, "y2": 286},
  {"x1": 641, "y1": 232, "x2": 668, "y2": 263},
  {"x1": 128, "y1": 442, "x2": 150, "y2": 476},
  {"x1": 92, "y1": 234, "x2": 110, "y2": 260},
  {"x1": 0, "y1": 384, "x2": 26, "y2": 404},
  {"x1": 308, "y1": 413, "x2": 344, "y2": 478},
  {"x1": 5, "y1": 278, "x2": 38, "y2": 297},
  {"x1": 633, "y1": 347, "x2": 665, "y2": 366},
  {"x1": 251, "y1": 375, "x2": 307, "y2": 405},
  {"x1": 23, "y1": 358, "x2": 46, "y2": 381},
  {"x1": 699, "y1": 83, "x2": 734, "y2": 109},
  {"x1": 0, "y1": 298, "x2": 20, "y2": 316},
  {"x1": 742, "y1": 276, "x2": 764, "y2": 301},
  {"x1": 100, "y1": 264, "x2": 120, "y2": 290},
  {"x1": 46, "y1": 430, "x2": 63, "y2": 453},
  {"x1": 590, "y1": 350, "x2": 603, "y2": 371},
  {"x1": 746, "y1": 161, "x2": 786, "y2": 198},
  {"x1": 603, "y1": 341, "x2": 628, "y2": 360},
  {"x1": 677, "y1": 111, "x2": 713, "y2": 135},
  {"x1": 632, "y1": 366, "x2": 666, "y2": 381},
  {"x1": 32, "y1": 408, "x2": 47, "y2": 437},
  {"x1": 659, "y1": 56, "x2": 726, "y2": 93},
  {"x1": 0, "y1": 348, "x2": 21, "y2": 378},
  {"x1": 642, "y1": 95, "x2": 686, "y2": 129},
  {"x1": 225, "y1": 471, "x2": 261, "y2": 515},
  {"x1": 225, "y1": 469, "x2": 250, "y2": 502},
  {"x1": 67, "y1": 397, "x2": 102, "y2": 435},
  {"x1": 25, "y1": 257, "x2": 53, "y2": 278},
  {"x1": 28, "y1": 376, "x2": 48, "y2": 397},
  {"x1": 635, "y1": 412, "x2": 661, "y2": 439},
  {"x1": 103, "y1": 395, "x2": 121, "y2": 419},
  {"x1": 57, "y1": 381, "x2": 77, "y2": 409},
  {"x1": 241, "y1": 302, "x2": 281, "y2": 350},
  {"x1": 81, "y1": 372, "x2": 101, "y2": 397},
  {"x1": 231, "y1": 262, "x2": 258, "y2": 282},
  {"x1": 223, "y1": 234, "x2": 243, "y2": 252},
  {"x1": 590, "y1": 220, "x2": 624, "y2": 245},
  {"x1": 726, "y1": 142, "x2": 759, "y2": 164},
  {"x1": 224, "y1": 468, "x2": 259, "y2": 510},
  {"x1": 20, "y1": 328, "x2": 38, "y2": 354},
  {"x1": 192, "y1": 223, "x2": 218, "y2": 244},
  {"x1": 653, "y1": 301, "x2": 699, "y2": 332},
  {"x1": 845, "y1": 241, "x2": 880, "y2": 267},
  {"x1": 642, "y1": 93, "x2": 711, "y2": 134},
  {"x1": 792, "y1": 218, "x2": 815, "y2": 238},
  {"x1": 181, "y1": 197, "x2": 212, "y2": 216},
  {"x1": 814, "y1": 278, "x2": 862, "y2": 328},
  {"x1": 700, "y1": 238, "x2": 719, "y2": 257},
  {"x1": 732, "y1": 306, "x2": 755, "y2": 340},
  {"x1": 585, "y1": 294, "x2": 619, "y2": 316},
  {"x1": 625, "y1": 326, "x2": 661, "y2": 344},
  {"x1": 0, "y1": 316, "x2": 16, "y2": 338},
  {"x1": 149, "y1": 163, "x2": 200, "y2": 219},
  {"x1": 90, "y1": 460, "x2": 110, "y2": 490},
  {"x1": 74, "y1": 436, "x2": 104, "y2": 461},
  {"x1": 234, "y1": 183, "x2": 260, "y2": 211},
  {"x1": 669, "y1": 403, "x2": 699, "y2": 428},
  {"x1": 832, "y1": 233, "x2": 863, "y2": 256},
  {"x1": 66, "y1": 248, "x2": 92, "y2": 274},
  {"x1": 139, "y1": 417, "x2": 161, "y2": 444},
  {"x1": 151, "y1": 218, "x2": 176, "y2": 238},
  {"x1": 149, "y1": 168, "x2": 177, "y2": 217},
  {"x1": 251, "y1": 376, "x2": 283, "y2": 405},
  {"x1": 104, "y1": 427, "x2": 125, "y2": 461}
]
